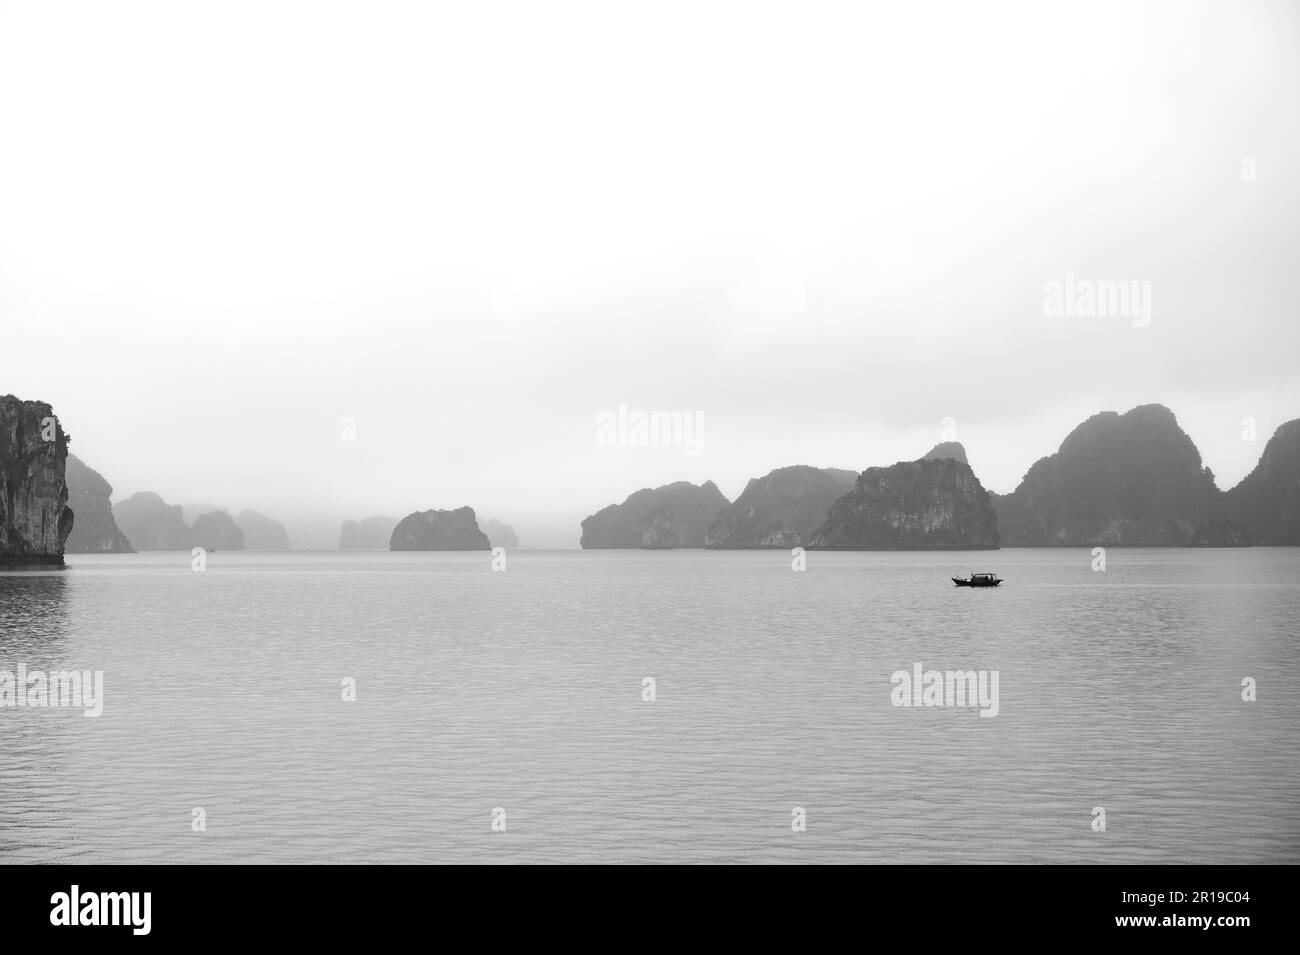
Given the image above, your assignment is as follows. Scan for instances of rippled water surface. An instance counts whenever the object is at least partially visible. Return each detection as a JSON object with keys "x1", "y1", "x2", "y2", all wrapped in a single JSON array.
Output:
[{"x1": 1, "y1": 548, "x2": 1297, "y2": 864}]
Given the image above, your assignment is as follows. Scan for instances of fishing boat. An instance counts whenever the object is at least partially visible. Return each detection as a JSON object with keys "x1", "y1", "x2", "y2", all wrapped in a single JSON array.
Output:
[{"x1": 952, "y1": 572, "x2": 1002, "y2": 587}]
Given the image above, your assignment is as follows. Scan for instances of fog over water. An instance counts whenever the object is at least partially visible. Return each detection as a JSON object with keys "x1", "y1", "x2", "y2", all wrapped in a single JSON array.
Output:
[{"x1": 2, "y1": 1, "x2": 1298, "y2": 547}]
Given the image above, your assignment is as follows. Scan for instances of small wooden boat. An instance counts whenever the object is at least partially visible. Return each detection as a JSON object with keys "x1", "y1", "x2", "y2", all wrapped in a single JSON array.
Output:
[{"x1": 952, "y1": 572, "x2": 1002, "y2": 587}]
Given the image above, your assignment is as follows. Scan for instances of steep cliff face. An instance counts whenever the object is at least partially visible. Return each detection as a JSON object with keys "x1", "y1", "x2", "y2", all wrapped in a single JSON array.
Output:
[
  {"x1": 480, "y1": 517, "x2": 518, "y2": 549},
  {"x1": 64, "y1": 454, "x2": 134, "y2": 553},
  {"x1": 113, "y1": 491, "x2": 192, "y2": 550},
  {"x1": 340, "y1": 516, "x2": 398, "y2": 549},
  {"x1": 0, "y1": 396, "x2": 74, "y2": 565},
  {"x1": 191, "y1": 511, "x2": 245, "y2": 551},
  {"x1": 235, "y1": 509, "x2": 291, "y2": 550},
  {"x1": 390, "y1": 506, "x2": 491, "y2": 550},
  {"x1": 810, "y1": 457, "x2": 999, "y2": 549},
  {"x1": 1226, "y1": 419, "x2": 1300, "y2": 544},
  {"x1": 993, "y1": 405, "x2": 1246, "y2": 546},
  {"x1": 581, "y1": 481, "x2": 728, "y2": 548},
  {"x1": 640, "y1": 503, "x2": 680, "y2": 548},
  {"x1": 705, "y1": 466, "x2": 857, "y2": 548}
]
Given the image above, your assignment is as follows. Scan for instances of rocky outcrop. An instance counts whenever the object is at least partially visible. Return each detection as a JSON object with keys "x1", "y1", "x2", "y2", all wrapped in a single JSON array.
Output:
[
  {"x1": 705, "y1": 466, "x2": 857, "y2": 548},
  {"x1": 390, "y1": 506, "x2": 491, "y2": 550},
  {"x1": 339, "y1": 515, "x2": 398, "y2": 549},
  {"x1": 809, "y1": 457, "x2": 999, "y2": 549},
  {"x1": 992, "y1": 404, "x2": 1247, "y2": 546},
  {"x1": 480, "y1": 518, "x2": 518, "y2": 549},
  {"x1": 640, "y1": 504, "x2": 680, "y2": 548},
  {"x1": 64, "y1": 453, "x2": 134, "y2": 553},
  {"x1": 1225, "y1": 419, "x2": 1300, "y2": 544},
  {"x1": 191, "y1": 511, "x2": 245, "y2": 551},
  {"x1": 922, "y1": 441, "x2": 968, "y2": 465},
  {"x1": 113, "y1": 491, "x2": 192, "y2": 550},
  {"x1": 581, "y1": 481, "x2": 729, "y2": 548},
  {"x1": 1, "y1": 396, "x2": 74, "y2": 565},
  {"x1": 235, "y1": 509, "x2": 291, "y2": 550}
]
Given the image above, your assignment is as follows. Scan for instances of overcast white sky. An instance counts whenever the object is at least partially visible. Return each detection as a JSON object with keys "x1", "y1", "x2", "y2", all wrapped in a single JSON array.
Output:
[{"x1": 2, "y1": 0, "x2": 1298, "y2": 547}]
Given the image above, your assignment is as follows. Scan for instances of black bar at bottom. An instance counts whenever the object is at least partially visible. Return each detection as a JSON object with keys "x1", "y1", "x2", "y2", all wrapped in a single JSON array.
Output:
[{"x1": 0, "y1": 863, "x2": 1277, "y2": 943}]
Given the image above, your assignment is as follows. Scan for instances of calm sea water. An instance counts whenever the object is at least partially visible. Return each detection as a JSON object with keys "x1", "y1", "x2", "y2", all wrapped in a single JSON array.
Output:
[{"x1": 1, "y1": 547, "x2": 1297, "y2": 864}]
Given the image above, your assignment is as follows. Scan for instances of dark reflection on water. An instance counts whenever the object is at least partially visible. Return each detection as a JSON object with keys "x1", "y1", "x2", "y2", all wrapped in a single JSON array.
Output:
[
  {"x1": 0, "y1": 572, "x2": 69, "y2": 655},
  {"x1": 0, "y1": 572, "x2": 74, "y2": 859}
]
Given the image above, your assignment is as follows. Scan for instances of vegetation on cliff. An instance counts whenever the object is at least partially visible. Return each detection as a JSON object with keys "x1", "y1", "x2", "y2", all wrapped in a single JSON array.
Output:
[{"x1": 809, "y1": 457, "x2": 999, "y2": 549}]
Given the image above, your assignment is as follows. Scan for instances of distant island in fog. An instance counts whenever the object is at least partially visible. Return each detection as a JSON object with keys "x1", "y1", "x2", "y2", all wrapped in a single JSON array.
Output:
[{"x1": 3, "y1": 394, "x2": 1299, "y2": 565}]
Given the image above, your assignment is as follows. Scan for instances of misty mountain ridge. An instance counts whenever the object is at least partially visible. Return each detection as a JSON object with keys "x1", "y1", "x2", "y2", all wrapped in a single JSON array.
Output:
[
  {"x1": 111, "y1": 490, "x2": 292, "y2": 552},
  {"x1": 235, "y1": 510, "x2": 292, "y2": 550},
  {"x1": 581, "y1": 481, "x2": 730, "y2": 548},
  {"x1": 810, "y1": 455, "x2": 999, "y2": 550},
  {"x1": 576, "y1": 407, "x2": 1300, "y2": 550},
  {"x1": 9, "y1": 397, "x2": 1300, "y2": 560},
  {"x1": 991, "y1": 404, "x2": 1251, "y2": 546},
  {"x1": 65, "y1": 454, "x2": 134, "y2": 554},
  {"x1": 705, "y1": 466, "x2": 859, "y2": 548}
]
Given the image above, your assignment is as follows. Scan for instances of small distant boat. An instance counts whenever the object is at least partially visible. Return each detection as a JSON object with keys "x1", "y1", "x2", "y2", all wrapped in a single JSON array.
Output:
[{"x1": 952, "y1": 572, "x2": 1002, "y2": 587}]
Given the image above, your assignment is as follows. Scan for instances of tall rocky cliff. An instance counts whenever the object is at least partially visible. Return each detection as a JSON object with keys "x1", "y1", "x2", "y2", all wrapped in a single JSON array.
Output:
[
  {"x1": 809, "y1": 456, "x2": 999, "y2": 549},
  {"x1": 705, "y1": 466, "x2": 857, "y2": 548},
  {"x1": 64, "y1": 454, "x2": 134, "y2": 553},
  {"x1": 1225, "y1": 419, "x2": 1300, "y2": 544},
  {"x1": 0, "y1": 395, "x2": 74, "y2": 565},
  {"x1": 991, "y1": 404, "x2": 1246, "y2": 546},
  {"x1": 581, "y1": 481, "x2": 729, "y2": 548},
  {"x1": 390, "y1": 506, "x2": 491, "y2": 550}
]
